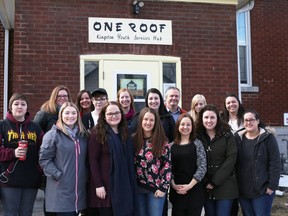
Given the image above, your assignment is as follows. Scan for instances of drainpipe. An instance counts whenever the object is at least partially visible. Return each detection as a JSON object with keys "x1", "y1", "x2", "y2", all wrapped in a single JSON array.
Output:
[{"x1": 3, "y1": 29, "x2": 9, "y2": 118}]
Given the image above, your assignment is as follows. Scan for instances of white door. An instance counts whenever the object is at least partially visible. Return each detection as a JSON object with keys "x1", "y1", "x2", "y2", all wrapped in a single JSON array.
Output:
[{"x1": 103, "y1": 60, "x2": 160, "y2": 111}]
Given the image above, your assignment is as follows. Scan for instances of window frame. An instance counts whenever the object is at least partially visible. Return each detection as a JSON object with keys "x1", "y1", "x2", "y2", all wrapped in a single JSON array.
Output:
[
  {"x1": 237, "y1": 8, "x2": 252, "y2": 87},
  {"x1": 236, "y1": 1, "x2": 258, "y2": 92}
]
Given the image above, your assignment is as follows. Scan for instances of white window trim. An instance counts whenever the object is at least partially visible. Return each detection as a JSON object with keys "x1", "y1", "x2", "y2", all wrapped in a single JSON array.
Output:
[
  {"x1": 79, "y1": 54, "x2": 182, "y2": 104},
  {"x1": 236, "y1": 1, "x2": 258, "y2": 93}
]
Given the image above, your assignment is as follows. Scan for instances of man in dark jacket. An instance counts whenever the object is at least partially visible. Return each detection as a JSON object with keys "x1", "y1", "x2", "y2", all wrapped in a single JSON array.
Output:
[{"x1": 165, "y1": 86, "x2": 186, "y2": 122}]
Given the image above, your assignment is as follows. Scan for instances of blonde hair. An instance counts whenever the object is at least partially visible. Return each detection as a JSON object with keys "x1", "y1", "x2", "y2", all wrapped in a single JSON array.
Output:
[
  {"x1": 190, "y1": 94, "x2": 207, "y2": 122},
  {"x1": 57, "y1": 102, "x2": 86, "y2": 136}
]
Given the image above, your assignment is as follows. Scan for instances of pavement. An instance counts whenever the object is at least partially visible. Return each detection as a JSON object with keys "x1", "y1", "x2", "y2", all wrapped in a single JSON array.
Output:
[
  {"x1": 0, "y1": 190, "x2": 45, "y2": 216},
  {"x1": 32, "y1": 190, "x2": 45, "y2": 216},
  {"x1": 0, "y1": 190, "x2": 204, "y2": 216}
]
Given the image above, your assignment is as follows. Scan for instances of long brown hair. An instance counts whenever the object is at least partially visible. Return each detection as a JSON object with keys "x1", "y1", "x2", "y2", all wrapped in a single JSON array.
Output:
[
  {"x1": 94, "y1": 101, "x2": 128, "y2": 144},
  {"x1": 133, "y1": 107, "x2": 167, "y2": 158},
  {"x1": 174, "y1": 113, "x2": 196, "y2": 144},
  {"x1": 41, "y1": 85, "x2": 72, "y2": 114},
  {"x1": 75, "y1": 89, "x2": 94, "y2": 114}
]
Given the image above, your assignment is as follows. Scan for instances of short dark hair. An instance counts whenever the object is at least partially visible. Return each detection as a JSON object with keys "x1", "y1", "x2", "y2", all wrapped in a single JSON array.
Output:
[{"x1": 9, "y1": 93, "x2": 29, "y2": 111}]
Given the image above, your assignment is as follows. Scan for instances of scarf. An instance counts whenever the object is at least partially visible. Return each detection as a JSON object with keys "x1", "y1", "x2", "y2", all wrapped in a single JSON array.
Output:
[{"x1": 125, "y1": 107, "x2": 135, "y2": 121}]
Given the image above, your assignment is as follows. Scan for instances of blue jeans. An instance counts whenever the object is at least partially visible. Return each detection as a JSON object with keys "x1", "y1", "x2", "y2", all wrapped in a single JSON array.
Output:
[
  {"x1": 1, "y1": 187, "x2": 38, "y2": 216},
  {"x1": 138, "y1": 190, "x2": 166, "y2": 216},
  {"x1": 239, "y1": 193, "x2": 275, "y2": 216},
  {"x1": 204, "y1": 198, "x2": 233, "y2": 216}
]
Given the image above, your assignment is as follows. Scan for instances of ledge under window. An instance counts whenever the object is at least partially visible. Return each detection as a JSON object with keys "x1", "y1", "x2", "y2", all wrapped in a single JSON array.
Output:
[{"x1": 241, "y1": 86, "x2": 259, "y2": 92}]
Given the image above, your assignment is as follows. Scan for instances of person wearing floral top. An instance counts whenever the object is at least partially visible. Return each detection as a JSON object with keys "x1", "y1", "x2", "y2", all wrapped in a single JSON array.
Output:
[{"x1": 133, "y1": 107, "x2": 171, "y2": 216}]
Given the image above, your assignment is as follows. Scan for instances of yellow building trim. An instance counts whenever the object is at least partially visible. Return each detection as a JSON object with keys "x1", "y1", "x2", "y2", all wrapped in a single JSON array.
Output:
[{"x1": 147, "y1": 0, "x2": 238, "y2": 5}]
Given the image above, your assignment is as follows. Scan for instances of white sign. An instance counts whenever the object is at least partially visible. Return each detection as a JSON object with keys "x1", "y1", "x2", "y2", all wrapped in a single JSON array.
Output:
[
  {"x1": 88, "y1": 17, "x2": 172, "y2": 45},
  {"x1": 284, "y1": 113, "x2": 288, "y2": 126}
]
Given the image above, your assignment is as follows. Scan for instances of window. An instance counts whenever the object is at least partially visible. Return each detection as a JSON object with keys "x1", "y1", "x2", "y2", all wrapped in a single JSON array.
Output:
[
  {"x1": 163, "y1": 63, "x2": 176, "y2": 83},
  {"x1": 237, "y1": 11, "x2": 251, "y2": 86},
  {"x1": 84, "y1": 61, "x2": 99, "y2": 91}
]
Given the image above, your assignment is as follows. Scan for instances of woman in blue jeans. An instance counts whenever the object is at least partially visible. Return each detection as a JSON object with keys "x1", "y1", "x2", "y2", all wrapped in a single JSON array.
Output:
[
  {"x1": 133, "y1": 107, "x2": 172, "y2": 216},
  {"x1": 234, "y1": 109, "x2": 281, "y2": 216},
  {"x1": 196, "y1": 105, "x2": 239, "y2": 216}
]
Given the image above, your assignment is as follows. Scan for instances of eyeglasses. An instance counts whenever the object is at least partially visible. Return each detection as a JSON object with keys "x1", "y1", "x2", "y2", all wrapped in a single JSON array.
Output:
[
  {"x1": 244, "y1": 118, "x2": 256, "y2": 124},
  {"x1": 106, "y1": 111, "x2": 121, "y2": 118},
  {"x1": 57, "y1": 95, "x2": 69, "y2": 99},
  {"x1": 93, "y1": 97, "x2": 107, "y2": 102}
]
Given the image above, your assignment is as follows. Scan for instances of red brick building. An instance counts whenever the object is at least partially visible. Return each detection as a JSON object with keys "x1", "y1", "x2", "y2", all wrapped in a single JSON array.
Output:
[{"x1": 0, "y1": 0, "x2": 287, "y2": 129}]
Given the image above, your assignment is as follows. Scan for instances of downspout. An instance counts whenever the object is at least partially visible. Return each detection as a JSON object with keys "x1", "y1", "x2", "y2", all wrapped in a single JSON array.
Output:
[{"x1": 3, "y1": 29, "x2": 9, "y2": 118}]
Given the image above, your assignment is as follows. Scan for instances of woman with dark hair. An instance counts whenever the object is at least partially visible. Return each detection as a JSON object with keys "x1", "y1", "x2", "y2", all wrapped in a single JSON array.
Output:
[
  {"x1": 221, "y1": 94, "x2": 246, "y2": 216},
  {"x1": 0, "y1": 93, "x2": 44, "y2": 216},
  {"x1": 130, "y1": 88, "x2": 174, "y2": 216},
  {"x1": 196, "y1": 104, "x2": 238, "y2": 216},
  {"x1": 234, "y1": 109, "x2": 281, "y2": 216},
  {"x1": 130, "y1": 88, "x2": 175, "y2": 142},
  {"x1": 87, "y1": 101, "x2": 137, "y2": 216},
  {"x1": 170, "y1": 113, "x2": 206, "y2": 216},
  {"x1": 34, "y1": 85, "x2": 72, "y2": 133},
  {"x1": 75, "y1": 90, "x2": 94, "y2": 117},
  {"x1": 221, "y1": 94, "x2": 245, "y2": 133},
  {"x1": 133, "y1": 107, "x2": 171, "y2": 216}
]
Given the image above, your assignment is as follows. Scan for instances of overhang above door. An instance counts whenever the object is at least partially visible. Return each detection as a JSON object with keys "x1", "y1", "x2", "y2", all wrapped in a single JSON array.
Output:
[{"x1": 0, "y1": 0, "x2": 15, "y2": 29}]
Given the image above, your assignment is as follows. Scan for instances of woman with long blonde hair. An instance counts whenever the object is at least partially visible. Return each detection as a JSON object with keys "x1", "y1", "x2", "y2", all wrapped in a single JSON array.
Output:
[
  {"x1": 39, "y1": 102, "x2": 88, "y2": 216},
  {"x1": 189, "y1": 94, "x2": 207, "y2": 125}
]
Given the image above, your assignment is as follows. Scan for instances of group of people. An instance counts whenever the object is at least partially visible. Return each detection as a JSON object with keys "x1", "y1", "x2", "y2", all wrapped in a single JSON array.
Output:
[{"x1": 0, "y1": 85, "x2": 281, "y2": 216}]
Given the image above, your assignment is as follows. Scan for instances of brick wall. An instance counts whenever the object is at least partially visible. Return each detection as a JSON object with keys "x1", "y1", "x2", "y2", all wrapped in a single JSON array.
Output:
[
  {"x1": 13, "y1": 0, "x2": 238, "y2": 118},
  {"x1": 242, "y1": 0, "x2": 288, "y2": 126}
]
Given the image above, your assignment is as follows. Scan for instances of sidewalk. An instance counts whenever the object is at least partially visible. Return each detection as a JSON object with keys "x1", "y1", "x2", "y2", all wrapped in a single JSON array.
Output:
[
  {"x1": 1, "y1": 190, "x2": 204, "y2": 216},
  {"x1": 32, "y1": 190, "x2": 45, "y2": 216}
]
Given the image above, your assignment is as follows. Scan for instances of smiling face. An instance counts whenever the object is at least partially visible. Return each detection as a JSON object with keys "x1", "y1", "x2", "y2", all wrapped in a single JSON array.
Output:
[
  {"x1": 105, "y1": 104, "x2": 122, "y2": 128},
  {"x1": 166, "y1": 89, "x2": 180, "y2": 110},
  {"x1": 179, "y1": 117, "x2": 192, "y2": 137},
  {"x1": 147, "y1": 93, "x2": 160, "y2": 111},
  {"x1": 79, "y1": 92, "x2": 91, "y2": 109},
  {"x1": 142, "y1": 112, "x2": 155, "y2": 138},
  {"x1": 225, "y1": 96, "x2": 239, "y2": 115},
  {"x1": 11, "y1": 99, "x2": 27, "y2": 122},
  {"x1": 119, "y1": 91, "x2": 131, "y2": 109},
  {"x1": 202, "y1": 110, "x2": 217, "y2": 132},
  {"x1": 62, "y1": 106, "x2": 78, "y2": 129},
  {"x1": 243, "y1": 112, "x2": 259, "y2": 133}
]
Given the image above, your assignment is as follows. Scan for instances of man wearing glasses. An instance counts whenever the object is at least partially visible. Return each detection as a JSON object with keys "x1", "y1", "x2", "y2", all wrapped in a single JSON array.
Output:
[{"x1": 82, "y1": 88, "x2": 108, "y2": 131}]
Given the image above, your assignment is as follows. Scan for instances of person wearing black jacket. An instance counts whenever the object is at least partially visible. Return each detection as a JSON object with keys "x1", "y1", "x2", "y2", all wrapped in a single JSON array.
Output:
[
  {"x1": 34, "y1": 85, "x2": 72, "y2": 133},
  {"x1": 196, "y1": 104, "x2": 239, "y2": 216},
  {"x1": 0, "y1": 93, "x2": 44, "y2": 216},
  {"x1": 234, "y1": 109, "x2": 281, "y2": 216},
  {"x1": 130, "y1": 88, "x2": 175, "y2": 142}
]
